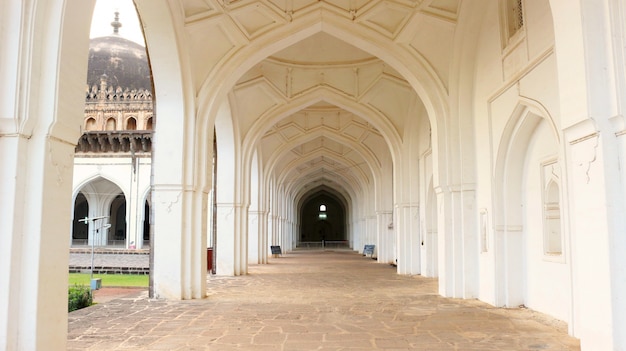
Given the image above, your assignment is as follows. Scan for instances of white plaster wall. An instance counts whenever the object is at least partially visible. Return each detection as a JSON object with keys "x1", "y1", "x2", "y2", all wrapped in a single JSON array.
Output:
[
  {"x1": 522, "y1": 120, "x2": 570, "y2": 321},
  {"x1": 72, "y1": 155, "x2": 152, "y2": 248},
  {"x1": 470, "y1": 0, "x2": 570, "y2": 323},
  {"x1": 73, "y1": 156, "x2": 151, "y2": 196},
  {"x1": 419, "y1": 152, "x2": 437, "y2": 278},
  {"x1": 472, "y1": 1, "x2": 504, "y2": 305}
]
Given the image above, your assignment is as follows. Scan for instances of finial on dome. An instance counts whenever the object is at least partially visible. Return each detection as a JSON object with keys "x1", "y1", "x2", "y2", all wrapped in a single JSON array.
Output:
[{"x1": 111, "y1": 11, "x2": 122, "y2": 35}]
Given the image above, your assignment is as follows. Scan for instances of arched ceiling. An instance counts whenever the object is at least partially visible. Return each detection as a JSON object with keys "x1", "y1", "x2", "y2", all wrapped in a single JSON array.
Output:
[
  {"x1": 77, "y1": 176, "x2": 125, "y2": 201},
  {"x1": 170, "y1": 0, "x2": 459, "y2": 201}
]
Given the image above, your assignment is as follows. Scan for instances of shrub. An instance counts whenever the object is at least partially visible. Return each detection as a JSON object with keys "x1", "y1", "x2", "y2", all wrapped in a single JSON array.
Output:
[{"x1": 68, "y1": 284, "x2": 92, "y2": 312}]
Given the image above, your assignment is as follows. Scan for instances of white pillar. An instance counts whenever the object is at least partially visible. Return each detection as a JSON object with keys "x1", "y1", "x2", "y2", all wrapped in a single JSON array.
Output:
[
  {"x1": 376, "y1": 210, "x2": 393, "y2": 264},
  {"x1": 239, "y1": 204, "x2": 249, "y2": 274},
  {"x1": 1, "y1": 135, "x2": 76, "y2": 350},
  {"x1": 396, "y1": 202, "x2": 421, "y2": 275},
  {"x1": 436, "y1": 186, "x2": 477, "y2": 299},
  {"x1": 215, "y1": 203, "x2": 235, "y2": 275},
  {"x1": 0, "y1": 1, "x2": 93, "y2": 348},
  {"x1": 248, "y1": 211, "x2": 260, "y2": 263},
  {"x1": 259, "y1": 210, "x2": 269, "y2": 263},
  {"x1": 126, "y1": 158, "x2": 141, "y2": 249},
  {"x1": 550, "y1": 1, "x2": 626, "y2": 348}
]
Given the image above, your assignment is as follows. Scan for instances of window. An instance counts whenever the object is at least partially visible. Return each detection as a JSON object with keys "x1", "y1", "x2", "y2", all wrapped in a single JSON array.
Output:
[
  {"x1": 85, "y1": 117, "x2": 96, "y2": 131},
  {"x1": 126, "y1": 117, "x2": 137, "y2": 130},
  {"x1": 507, "y1": 0, "x2": 524, "y2": 37},
  {"x1": 319, "y1": 204, "x2": 327, "y2": 220},
  {"x1": 501, "y1": 0, "x2": 525, "y2": 47},
  {"x1": 542, "y1": 160, "x2": 562, "y2": 255},
  {"x1": 543, "y1": 180, "x2": 562, "y2": 254},
  {"x1": 480, "y1": 209, "x2": 488, "y2": 252},
  {"x1": 105, "y1": 117, "x2": 116, "y2": 130}
]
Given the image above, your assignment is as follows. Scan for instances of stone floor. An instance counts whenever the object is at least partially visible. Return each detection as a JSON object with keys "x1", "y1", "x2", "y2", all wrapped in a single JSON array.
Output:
[{"x1": 68, "y1": 250, "x2": 580, "y2": 350}]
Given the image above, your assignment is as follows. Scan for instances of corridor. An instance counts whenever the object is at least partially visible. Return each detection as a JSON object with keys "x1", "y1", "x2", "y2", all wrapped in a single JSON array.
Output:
[{"x1": 68, "y1": 250, "x2": 579, "y2": 350}]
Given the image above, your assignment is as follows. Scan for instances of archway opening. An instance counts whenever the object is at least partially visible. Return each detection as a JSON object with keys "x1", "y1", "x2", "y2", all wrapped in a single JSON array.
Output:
[
  {"x1": 72, "y1": 193, "x2": 89, "y2": 246},
  {"x1": 109, "y1": 194, "x2": 127, "y2": 247},
  {"x1": 299, "y1": 191, "x2": 346, "y2": 247},
  {"x1": 143, "y1": 199, "x2": 151, "y2": 248}
]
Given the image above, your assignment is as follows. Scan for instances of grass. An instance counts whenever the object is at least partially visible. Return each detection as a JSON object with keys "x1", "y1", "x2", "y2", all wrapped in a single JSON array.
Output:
[{"x1": 68, "y1": 273, "x2": 149, "y2": 287}]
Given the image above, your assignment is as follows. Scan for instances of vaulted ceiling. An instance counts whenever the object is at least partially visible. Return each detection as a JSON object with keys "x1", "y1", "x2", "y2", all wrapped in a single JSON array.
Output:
[{"x1": 175, "y1": 0, "x2": 459, "y2": 201}]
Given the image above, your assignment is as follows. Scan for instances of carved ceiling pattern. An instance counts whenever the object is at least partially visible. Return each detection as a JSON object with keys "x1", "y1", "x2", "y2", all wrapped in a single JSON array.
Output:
[{"x1": 178, "y1": 0, "x2": 459, "y2": 195}]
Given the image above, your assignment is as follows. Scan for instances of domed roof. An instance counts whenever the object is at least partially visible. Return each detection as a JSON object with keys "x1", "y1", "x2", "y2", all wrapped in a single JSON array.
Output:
[{"x1": 86, "y1": 13, "x2": 152, "y2": 91}]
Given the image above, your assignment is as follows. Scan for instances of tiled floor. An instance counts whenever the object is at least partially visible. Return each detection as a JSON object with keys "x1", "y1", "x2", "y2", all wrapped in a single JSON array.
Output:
[{"x1": 68, "y1": 250, "x2": 580, "y2": 350}]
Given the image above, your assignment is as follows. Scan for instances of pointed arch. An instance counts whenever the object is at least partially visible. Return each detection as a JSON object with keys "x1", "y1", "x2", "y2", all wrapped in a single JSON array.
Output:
[
  {"x1": 126, "y1": 116, "x2": 137, "y2": 130},
  {"x1": 493, "y1": 100, "x2": 563, "y2": 308}
]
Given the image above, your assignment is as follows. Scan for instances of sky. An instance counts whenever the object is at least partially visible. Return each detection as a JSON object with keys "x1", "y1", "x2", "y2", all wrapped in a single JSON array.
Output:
[{"x1": 89, "y1": 0, "x2": 144, "y2": 45}]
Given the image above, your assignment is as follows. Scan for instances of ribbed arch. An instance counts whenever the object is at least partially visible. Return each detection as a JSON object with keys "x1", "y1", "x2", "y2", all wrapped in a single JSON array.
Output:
[
  {"x1": 278, "y1": 153, "x2": 366, "y2": 197},
  {"x1": 262, "y1": 124, "x2": 383, "y2": 175},
  {"x1": 73, "y1": 175, "x2": 127, "y2": 201},
  {"x1": 494, "y1": 100, "x2": 560, "y2": 227},
  {"x1": 242, "y1": 89, "x2": 401, "y2": 171},
  {"x1": 295, "y1": 186, "x2": 351, "y2": 225},
  {"x1": 493, "y1": 100, "x2": 561, "y2": 308},
  {"x1": 195, "y1": 12, "x2": 448, "y2": 141}
]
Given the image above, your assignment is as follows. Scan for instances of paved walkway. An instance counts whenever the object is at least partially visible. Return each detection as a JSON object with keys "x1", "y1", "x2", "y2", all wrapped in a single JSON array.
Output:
[{"x1": 68, "y1": 250, "x2": 580, "y2": 350}]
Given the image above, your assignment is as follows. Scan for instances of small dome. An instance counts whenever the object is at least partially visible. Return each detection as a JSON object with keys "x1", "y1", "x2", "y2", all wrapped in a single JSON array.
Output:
[{"x1": 86, "y1": 13, "x2": 151, "y2": 91}]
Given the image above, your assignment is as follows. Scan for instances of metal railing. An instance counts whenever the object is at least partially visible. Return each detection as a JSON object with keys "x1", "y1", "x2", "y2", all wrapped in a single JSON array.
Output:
[
  {"x1": 296, "y1": 240, "x2": 350, "y2": 250},
  {"x1": 71, "y1": 239, "x2": 138, "y2": 248}
]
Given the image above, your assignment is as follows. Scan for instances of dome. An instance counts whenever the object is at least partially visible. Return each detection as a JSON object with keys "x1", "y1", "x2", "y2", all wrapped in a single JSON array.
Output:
[{"x1": 86, "y1": 14, "x2": 151, "y2": 91}]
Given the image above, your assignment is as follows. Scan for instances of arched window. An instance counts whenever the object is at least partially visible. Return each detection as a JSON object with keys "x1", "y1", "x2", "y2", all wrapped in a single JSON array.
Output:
[
  {"x1": 85, "y1": 117, "x2": 97, "y2": 131},
  {"x1": 146, "y1": 117, "x2": 153, "y2": 130},
  {"x1": 319, "y1": 204, "x2": 327, "y2": 220},
  {"x1": 109, "y1": 194, "x2": 127, "y2": 247},
  {"x1": 105, "y1": 117, "x2": 116, "y2": 130},
  {"x1": 543, "y1": 180, "x2": 562, "y2": 255},
  {"x1": 71, "y1": 193, "x2": 89, "y2": 246},
  {"x1": 126, "y1": 117, "x2": 137, "y2": 130},
  {"x1": 506, "y1": 0, "x2": 524, "y2": 37},
  {"x1": 501, "y1": 0, "x2": 525, "y2": 47}
]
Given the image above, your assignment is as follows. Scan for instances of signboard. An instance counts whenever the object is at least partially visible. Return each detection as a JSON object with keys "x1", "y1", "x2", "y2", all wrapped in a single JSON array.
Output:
[
  {"x1": 270, "y1": 245, "x2": 282, "y2": 255},
  {"x1": 363, "y1": 245, "x2": 375, "y2": 257}
]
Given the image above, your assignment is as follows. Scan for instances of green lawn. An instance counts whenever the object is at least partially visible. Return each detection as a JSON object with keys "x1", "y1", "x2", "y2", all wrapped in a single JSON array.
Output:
[{"x1": 68, "y1": 273, "x2": 149, "y2": 287}]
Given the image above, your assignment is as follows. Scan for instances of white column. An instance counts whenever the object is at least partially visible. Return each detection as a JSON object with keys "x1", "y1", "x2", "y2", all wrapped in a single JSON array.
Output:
[
  {"x1": 366, "y1": 215, "x2": 377, "y2": 255},
  {"x1": 215, "y1": 202, "x2": 247, "y2": 276},
  {"x1": 0, "y1": 1, "x2": 93, "y2": 348},
  {"x1": 248, "y1": 211, "x2": 260, "y2": 263},
  {"x1": 239, "y1": 204, "x2": 249, "y2": 275},
  {"x1": 550, "y1": 1, "x2": 626, "y2": 348},
  {"x1": 436, "y1": 186, "x2": 477, "y2": 299},
  {"x1": 127, "y1": 158, "x2": 140, "y2": 249},
  {"x1": 376, "y1": 211, "x2": 393, "y2": 264},
  {"x1": 355, "y1": 217, "x2": 366, "y2": 252},
  {"x1": 136, "y1": 157, "x2": 151, "y2": 249},
  {"x1": 216, "y1": 203, "x2": 235, "y2": 275},
  {"x1": 0, "y1": 135, "x2": 76, "y2": 351},
  {"x1": 395, "y1": 202, "x2": 421, "y2": 275},
  {"x1": 137, "y1": 0, "x2": 208, "y2": 300},
  {"x1": 259, "y1": 210, "x2": 268, "y2": 263}
]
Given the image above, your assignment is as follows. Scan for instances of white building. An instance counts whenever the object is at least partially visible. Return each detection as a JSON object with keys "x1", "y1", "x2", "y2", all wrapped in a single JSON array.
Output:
[
  {"x1": 71, "y1": 18, "x2": 154, "y2": 250},
  {"x1": 1, "y1": 1, "x2": 625, "y2": 350}
]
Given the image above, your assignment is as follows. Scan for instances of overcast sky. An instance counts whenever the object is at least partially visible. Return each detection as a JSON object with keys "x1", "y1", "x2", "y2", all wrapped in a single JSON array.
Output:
[{"x1": 90, "y1": 0, "x2": 144, "y2": 45}]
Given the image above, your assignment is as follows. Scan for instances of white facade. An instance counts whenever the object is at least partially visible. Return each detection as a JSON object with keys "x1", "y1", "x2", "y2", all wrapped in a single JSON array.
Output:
[
  {"x1": 1, "y1": 1, "x2": 625, "y2": 350},
  {"x1": 72, "y1": 154, "x2": 152, "y2": 249}
]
